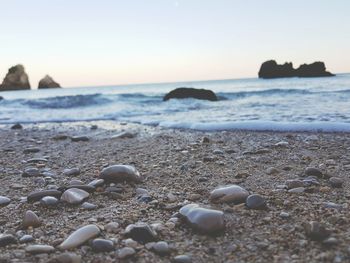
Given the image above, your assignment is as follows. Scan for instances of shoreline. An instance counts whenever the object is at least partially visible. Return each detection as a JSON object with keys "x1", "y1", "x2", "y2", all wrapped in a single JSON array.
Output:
[{"x1": 0, "y1": 122, "x2": 349, "y2": 262}]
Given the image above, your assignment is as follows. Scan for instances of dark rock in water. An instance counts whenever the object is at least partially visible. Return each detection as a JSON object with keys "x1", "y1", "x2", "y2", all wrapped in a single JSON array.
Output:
[
  {"x1": 124, "y1": 223, "x2": 157, "y2": 244},
  {"x1": 91, "y1": 239, "x2": 114, "y2": 252},
  {"x1": 179, "y1": 204, "x2": 224, "y2": 234},
  {"x1": 0, "y1": 64, "x2": 31, "y2": 91},
  {"x1": 0, "y1": 96, "x2": 3, "y2": 100},
  {"x1": 258, "y1": 60, "x2": 295, "y2": 79},
  {"x1": 38, "y1": 75, "x2": 61, "y2": 89},
  {"x1": 11, "y1": 123, "x2": 23, "y2": 129},
  {"x1": 295, "y1": 62, "x2": 334, "y2": 78},
  {"x1": 71, "y1": 136, "x2": 89, "y2": 142},
  {"x1": 0, "y1": 234, "x2": 17, "y2": 247},
  {"x1": 258, "y1": 60, "x2": 335, "y2": 79},
  {"x1": 27, "y1": 190, "x2": 62, "y2": 202},
  {"x1": 245, "y1": 194, "x2": 267, "y2": 209},
  {"x1": 99, "y1": 165, "x2": 142, "y2": 183},
  {"x1": 304, "y1": 221, "x2": 331, "y2": 241},
  {"x1": 163, "y1": 87, "x2": 218, "y2": 101}
]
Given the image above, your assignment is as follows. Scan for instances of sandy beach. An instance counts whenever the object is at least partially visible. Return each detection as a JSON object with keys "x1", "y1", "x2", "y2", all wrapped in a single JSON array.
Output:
[{"x1": 0, "y1": 122, "x2": 349, "y2": 262}]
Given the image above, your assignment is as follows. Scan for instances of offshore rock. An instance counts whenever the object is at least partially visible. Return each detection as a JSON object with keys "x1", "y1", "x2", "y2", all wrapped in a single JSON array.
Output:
[
  {"x1": 38, "y1": 75, "x2": 61, "y2": 89},
  {"x1": 0, "y1": 64, "x2": 31, "y2": 91},
  {"x1": 163, "y1": 87, "x2": 218, "y2": 101}
]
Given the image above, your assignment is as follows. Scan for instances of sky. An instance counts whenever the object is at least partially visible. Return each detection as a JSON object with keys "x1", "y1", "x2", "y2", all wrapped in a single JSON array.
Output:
[{"x1": 0, "y1": 0, "x2": 349, "y2": 88}]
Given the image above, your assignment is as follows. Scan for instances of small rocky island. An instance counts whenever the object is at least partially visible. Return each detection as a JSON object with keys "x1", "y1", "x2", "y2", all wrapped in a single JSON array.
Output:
[
  {"x1": 258, "y1": 60, "x2": 335, "y2": 79},
  {"x1": 0, "y1": 64, "x2": 31, "y2": 91},
  {"x1": 38, "y1": 75, "x2": 61, "y2": 89},
  {"x1": 163, "y1": 87, "x2": 218, "y2": 101}
]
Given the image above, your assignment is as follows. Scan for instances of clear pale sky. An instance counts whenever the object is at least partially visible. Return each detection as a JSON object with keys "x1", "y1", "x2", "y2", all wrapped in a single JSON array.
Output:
[{"x1": 0, "y1": 0, "x2": 349, "y2": 87}]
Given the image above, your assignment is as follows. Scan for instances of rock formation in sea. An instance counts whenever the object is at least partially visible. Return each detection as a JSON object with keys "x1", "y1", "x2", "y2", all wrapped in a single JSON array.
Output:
[
  {"x1": 0, "y1": 64, "x2": 31, "y2": 91},
  {"x1": 258, "y1": 60, "x2": 335, "y2": 79},
  {"x1": 38, "y1": 75, "x2": 61, "y2": 89},
  {"x1": 163, "y1": 87, "x2": 218, "y2": 101}
]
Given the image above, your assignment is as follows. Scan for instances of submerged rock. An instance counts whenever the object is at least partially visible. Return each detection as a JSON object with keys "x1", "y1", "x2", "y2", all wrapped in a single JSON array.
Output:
[
  {"x1": 59, "y1": 224, "x2": 100, "y2": 250},
  {"x1": 163, "y1": 87, "x2": 218, "y2": 101},
  {"x1": 99, "y1": 165, "x2": 142, "y2": 183},
  {"x1": 0, "y1": 64, "x2": 31, "y2": 91},
  {"x1": 179, "y1": 204, "x2": 224, "y2": 234},
  {"x1": 38, "y1": 75, "x2": 61, "y2": 89},
  {"x1": 210, "y1": 185, "x2": 249, "y2": 204}
]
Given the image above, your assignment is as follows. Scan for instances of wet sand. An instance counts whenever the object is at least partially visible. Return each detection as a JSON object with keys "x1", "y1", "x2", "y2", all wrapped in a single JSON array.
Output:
[{"x1": 0, "y1": 121, "x2": 349, "y2": 262}]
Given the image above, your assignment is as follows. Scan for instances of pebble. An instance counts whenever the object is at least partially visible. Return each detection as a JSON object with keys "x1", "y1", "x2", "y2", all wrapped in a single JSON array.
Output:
[
  {"x1": 118, "y1": 247, "x2": 136, "y2": 259},
  {"x1": 105, "y1": 222, "x2": 119, "y2": 233},
  {"x1": 64, "y1": 168, "x2": 80, "y2": 176},
  {"x1": 23, "y1": 147, "x2": 40, "y2": 154},
  {"x1": 40, "y1": 196, "x2": 59, "y2": 207},
  {"x1": 153, "y1": 241, "x2": 170, "y2": 255},
  {"x1": 266, "y1": 167, "x2": 279, "y2": 175},
  {"x1": 329, "y1": 177, "x2": 343, "y2": 188},
  {"x1": 88, "y1": 179, "x2": 105, "y2": 188},
  {"x1": 22, "y1": 167, "x2": 41, "y2": 177},
  {"x1": 19, "y1": 235, "x2": 34, "y2": 243},
  {"x1": 25, "y1": 244, "x2": 55, "y2": 254},
  {"x1": 304, "y1": 167, "x2": 323, "y2": 178},
  {"x1": 245, "y1": 194, "x2": 266, "y2": 209},
  {"x1": 304, "y1": 221, "x2": 331, "y2": 241},
  {"x1": 27, "y1": 158, "x2": 48, "y2": 163},
  {"x1": 27, "y1": 190, "x2": 62, "y2": 202},
  {"x1": 322, "y1": 237, "x2": 339, "y2": 246},
  {"x1": 59, "y1": 224, "x2": 101, "y2": 250},
  {"x1": 288, "y1": 187, "x2": 305, "y2": 193},
  {"x1": 173, "y1": 255, "x2": 192, "y2": 263},
  {"x1": 210, "y1": 185, "x2": 249, "y2": 204},
  {"x1": 0, "y1": 234, "x2": 17, "y2": 247},
  {"x1": 61, "y1": 188, "x2": 89, "y2": 205},
  {"x1": 50, "y1": 252, "x2": 82, "y2": 263},
  {"x1": 0, "y1": 196, "x2": 11, "y2": 207},
  {"x1": 179, "y1": 204, "x2": 224, "y2": 234},
  {"x1": 135, "y1": 188, "x2": 149, "y2": 196},
  {"x1": 124, "y1": 223, "x2": 157, "y2": 244},
  {"x1": 279, "y1": 212, "x2": 290, "y2": 218},
  {"x1": 71, "y1": 136, "x2": 89, "y2": 142},
  {"x1": 91, "y1": 239, "x2": 114, "y2": 252},
  {"x1": 285, "y1": 179, "x2": 304, "y2": 189},
  {"x1": 99, "y1": 165, "x2": 142, "y2": 183},
  {"x1": 81, "y1": 202, "x2": 97, "y2": 210},
  {"x1": 124, "y1": 238, "x2": 138, "y2": 248},
  {"x1": 22, "y1": 210, "x2": 41, "y2": 228},
  {"x1": 65, "y1": 185, "x2": 95, "y2": 193},
  {"x1": 322, "y1": 202, "x2": 343, "y2": 210}
]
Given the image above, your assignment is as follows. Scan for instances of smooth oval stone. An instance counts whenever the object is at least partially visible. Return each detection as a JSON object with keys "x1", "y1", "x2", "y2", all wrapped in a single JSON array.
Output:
[
  {"x1": 53, "y1": 253, "x2": 82, "y2": 263},
  {"x1": 64, "y1": 168, "x2": 80, "y2": 176},
  {"x1": 118, "y1": 247, "x2": 135, "y2": 259},
  {"x1": 329, "y1": 177, "x2": 343, "y2": 188},
  {"x1": 22, "y1": 168, "x2": 41, "y2": 177},
  {"x1": 246, "y1": 194, "x2": 266, "y2": 209},
  {"x1": 0, "y1": 234, "x2": 17, "y2": 247},
  {"x1": 153, "y1": 241, "x2": 170, "y2": 255},
  {"x1": 59, "y1": 224, "x2": 100, "y2": 250},
  {"x1": 65, "y1": 185, "x2": 95, "y2": 193},
  {"x1": 27, "y1": 190, "x2": 62, "y2": 202},
  {"x1": 81, "y1": 202, "x2": 97, "y2": 210},
  {"x1": 22, "y1": 210, "x2": 41, "y2": 228},
  {"x1": 40, "y1": 196, "x2": 59, "y2": 207},
  {"x1": 210, "y1": 185, "x2": 249, "y2": 204},
  {"x1": 105, "y1": 222, "x2": 119, "y2": 233},
  {"x1": 0, "y1": 196, "x2": 11, "y2": 207},
  {"x1": 87, "y1": 179, "x2": 105, "y2": 188},
  {"x1": 25, "y1": 244, "x2": 55, "y2": 254},
  {"x1": 179, "y1": 204, "x2": 224, "y2": 234},
  {"x1": 61, "y1": 188, "x2": 89, "y2": 205},
  {"x1": 26, "y1": 158, "x2": 48, "y2": 163},
  {"x1": 99, "y1": 165, "x2": 142, "y2": 183},
  {"x1": 173, "y1": 255, "x2": 192, "y2": 263},
  {"x1": 305, "y1": 167, "x2": 323, "y2": 178},
  {"x1": 19, "y1": 235, "x2": 34, "y2": 243},
  {"x1": 288, "y1": 187, "x2": 305, "y2": 193},
  {"x1": 124, "y1": 223, "x2": 157, "y2": 244},
  {"x1": 91, "y1": 239, "x2": 114, "y2": 252}
]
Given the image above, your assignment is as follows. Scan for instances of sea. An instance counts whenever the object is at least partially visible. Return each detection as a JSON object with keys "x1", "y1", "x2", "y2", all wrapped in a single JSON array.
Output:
[{"x1": 1, "y1": 74, "x2": 350, "y2": 132}]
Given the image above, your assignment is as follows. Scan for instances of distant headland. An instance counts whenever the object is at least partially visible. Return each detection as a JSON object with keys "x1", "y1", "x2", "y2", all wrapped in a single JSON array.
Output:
[
  {"x1": 258, "y1": 60, "x2": 335, "y2": 79},
  {"x1": 0, "y1": 64, "x2": 61, "y2": 91}
]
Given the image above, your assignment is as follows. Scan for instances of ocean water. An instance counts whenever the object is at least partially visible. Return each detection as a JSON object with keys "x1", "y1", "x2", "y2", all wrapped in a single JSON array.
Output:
[{"x1": 1, "y1": 74, "x2": 350, "y2": 132}]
